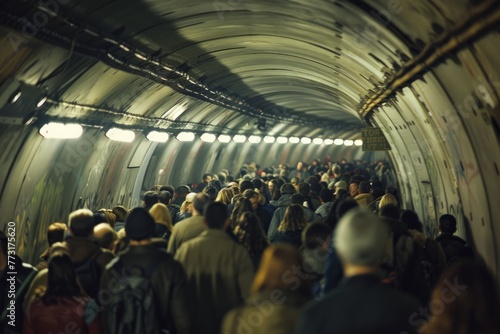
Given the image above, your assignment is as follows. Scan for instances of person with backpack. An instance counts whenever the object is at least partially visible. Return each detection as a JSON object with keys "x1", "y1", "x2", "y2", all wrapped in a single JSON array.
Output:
[
  {"x1": 24, "y1": 209, "x2": 115, "y2": 308},
  {"x1": 436, "y1": 214, "x2": 474, "y2": 264},
  {"x1": 100, "y1": 207, "x2": 190, "y2": 334},
  {"x1": 401, "y1": 210, "x2": 446, "y2": 305}
]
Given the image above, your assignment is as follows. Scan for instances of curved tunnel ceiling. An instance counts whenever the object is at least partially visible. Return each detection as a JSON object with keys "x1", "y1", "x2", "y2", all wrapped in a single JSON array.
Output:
[{"x1": 2, "y1": 0, "x2": 500, "y2": 275}]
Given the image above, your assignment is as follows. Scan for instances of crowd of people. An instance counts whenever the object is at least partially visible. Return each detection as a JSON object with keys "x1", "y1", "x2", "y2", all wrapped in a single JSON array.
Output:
[{"x1": 1, "y1": 158, "x2": 499, "y2": 334}]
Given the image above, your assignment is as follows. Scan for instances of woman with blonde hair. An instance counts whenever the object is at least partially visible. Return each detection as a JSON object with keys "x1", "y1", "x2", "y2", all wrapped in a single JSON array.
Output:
[
  {"x1": 422, "y1": 261, "x2": 500, "y2": 334},
  {"x1": 222, "y1": 244, "x2": 311, "y2": 334},
  {"x1": 215, "y1": 187, "x2": 233, "y2": 205},
  {"x1": 149, "y1": 203, "x2": 173, "y2": 242},
  {"x1": 271, "y1": 204, "x2": 307, "y2": 248},
  {"x1": 378, "y1": 193, "x2": 398, "y2": 211}
]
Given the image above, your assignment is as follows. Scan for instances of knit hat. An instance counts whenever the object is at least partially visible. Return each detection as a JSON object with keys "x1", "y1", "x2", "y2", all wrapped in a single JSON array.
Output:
[
  {"x1": 125, "y1": 207, "x2": 155, "y2": 240},
  {"x1": 334, "y1": 181, "x2": 348, "y2": 195}
]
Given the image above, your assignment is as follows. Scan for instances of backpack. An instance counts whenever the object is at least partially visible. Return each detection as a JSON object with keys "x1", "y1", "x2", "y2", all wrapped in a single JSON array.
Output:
[
  {"x1": 105, "y1": 259, "x2": 162, "y2": 334},
  {"x1": 403, "y1": 239, "x2": 441, "y2": 304},
  {"x1": 74, "y1": 250, "x2": 101, "y2": 300}
]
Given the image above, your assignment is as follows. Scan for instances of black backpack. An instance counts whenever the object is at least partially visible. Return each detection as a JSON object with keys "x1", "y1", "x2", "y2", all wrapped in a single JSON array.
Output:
[
  {"x1": 404, "y1": 239, "x2": 441, "y2": 304},
  {"x1": 105, "y1": 258, "x2": 162, "y2": 334},
  {"x1": 74, "y1": 250, "x2": 101, "y2": 300}
]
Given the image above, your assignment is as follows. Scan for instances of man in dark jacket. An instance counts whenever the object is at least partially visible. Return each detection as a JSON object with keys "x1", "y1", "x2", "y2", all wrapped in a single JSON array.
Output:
[
  {"x1": 101, "y1": 208, "x2": 190, "y2": 334},
  {"x1": 436, "y1": 214, "x2": 474, "y2": 263},
  {"x1": 296, "y1": 209, "x2": 420, "y2": 334}
]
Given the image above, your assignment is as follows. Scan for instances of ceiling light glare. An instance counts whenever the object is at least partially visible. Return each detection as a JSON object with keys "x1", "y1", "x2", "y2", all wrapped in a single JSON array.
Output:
[
  {"x1": 333, "y1": 139, "x2": 344, "y2": 145},
  {"x1": 301, "y1": 137, "x2": 312, "y2": 144},
  {"x1": 289, "y1": 137, "x2": 300, "y2": 144},
  {"x1": 176, "y1": 132, "x2": 195, "y2": 142},
  {"x1": 106, "y1": 128, "x2": 135, "y2": 142},
  {"x1": 324, "y1": 139, "x2": 334, "y2": 145},
  {"x1": 344, "y1": 139, "x2": 354, "y2": 146},
  {"x1": 354, "y1": 139, "x2": 363, "y2": 146},
  {"x1": 10, "y1": 91, "x2": 21, "y2": 104},
  {"x1": 313, "y1": 138, "x2": 323, "y2": 145},
  {"x1": 39, "y1": 123, "x2": 83, "y2": 139},
  {"x1": 36, "y1": 96, "x2": 48, "y2": 108},
  {"x1": 248, "y1": 135, "x2": 261, "y2": 144},
  {"x1": 218, "y1": 134, "x2": 231, "y2": 143},
  {"x1": 276, "y1": 136, "x2": 288, "y2": 144},
  {"x1": 263, "y1": 136, "x2": 275, "y2": 143},
  {"x1": 233, "y1": 135, "x2": 247, "y2": 143},
  {"x1": 200, "y1": 133, "x2": 216, "y2": 142},
  {"x1": 147, "y1": 131, "x2": 169, "y2": 143}
]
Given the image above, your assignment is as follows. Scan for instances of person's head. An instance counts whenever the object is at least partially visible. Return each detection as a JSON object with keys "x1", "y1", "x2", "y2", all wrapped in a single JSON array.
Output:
[
  {"x1": 296, "y1": 161, "x2": 303, "y2": 170},
  {"x1": 298, "y1": 183, "x2": 310, "y2": 197},
  {"x1": 215, "y1": 187, "x2": 233, "y2": 205},
  {"x1": 243, "y1": 189, "x2": 260, "y2": 209},
  {"x1": 68, "y1": 209, "x2": 95, "y2": 238},
  {"x1": 250, "y1": 244, "x2": 310, "y2": 297},
  {"x1": 335, "y1": 209, "x2": 389, "y2": 272},
  {"x1": 332, "y1": 164, "x2": 341, "y2": 176},
  {"x1": 239, "y1": 180, "x2": 254, "y2": 193},
  {"x1": 174, "y1": 185, "x2": 190, "y2": 198},
  {"x1": 278, "y1": 204, "x2": 306, "y2": 232},
  {"x1": 202, "y1": 185, "x2": 218, "y2": 201},
  {"x1": 143, "y1": 191, "x2": 159, "y2": 208},
  {"x1": 191, "y1": 193, "x2": 209, "y2": 215},
  {"x1": 47, "y1": 222, "x2": 67, "y2": 246},
  {"x1": 400, "y1": 210, "x2": 423, "y2": 232},
  {"x1": 268, "y1": 179, "x2": 279, "y2": 194},
  {"x1": 439, "y1": 214, "x2": 457, "y2": 234},
  {"x1": 370, "y1": 181, "x2": 385, "y2": 199},
  {"x1": 379, "y1": 204, "x2": 400, "y2": 221},
  {"x1": 43, "y1": 250, "x2": 83, "y2": 304},
  {"x1": 348, "y1": 181, "x2": 359, "y2": 197},
  {"x1": 319, "y1": 188, "x2": 333, "y2": 204},
  {"x1": 204, "y1": 202, "x2": 228, "y2": 229},
  {"x1": 125, "y1": 207, "x2": 156, "y2": 241},
  {"x1": 379, "y1": 193, "x2": 398, "y2": 209},
  {"x1": 93, "y1": 223, "x2": 117, "y2": 250},
  {"x1": 290, "y1": 193, "x2": 305, "y2": 205},
  {"x1": 209, "y1": 179, "x2": 222, "y2": 192},
  {"x1": 160, "y1": 185, "x2": 175, "y2": 197},
  {"x1": 358, "y1": 180, "x2": 371, "y2": 194},
  {"x1": 424, "y1": 261, "x2": 500, "y2": 334},
  {"x1": 158, "y1": 190, "x2": 172, "y2": 205},
  {"x1": 301, "y1": 223, "x2": 332, "y2": 250},
  {"x1": 334, "y1": 180, "x2": 347, "y2": 195},
  {"x1": 181, "y1": 192, "x2": 196, "y2": 213},
  {"x1": 202, "y1": 173, "x2": 212, "y2": 183},
  {"x1": 97, "y1": 209, "x2": 116, "y2": 228},
  {"x1": 217, "y1": 172, "x2": 227, "y2": 185},
  {"x1": 336, "y1": 198, "x2": 360, "y2": 221},
  {"x1": 233, "y1": 212, "x2": 268, "y2": 257},
  {"x1": 112, "y1": 205, "x2": 128, "y2": 222},
  {"x1": 280, "y1": 183, "x2": 296, "y2": 196},
  {"x1": 149, "y1": 203, "x2": 173, "y2": 231},
  {"x1": 252, "y1": 179, "x2": 263, "y2": 191}
]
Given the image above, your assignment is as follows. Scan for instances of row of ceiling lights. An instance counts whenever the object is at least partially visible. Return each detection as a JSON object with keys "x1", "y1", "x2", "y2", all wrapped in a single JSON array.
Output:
[{"x1": 39, "y1": 122, "x2": 363, "y2": 146}]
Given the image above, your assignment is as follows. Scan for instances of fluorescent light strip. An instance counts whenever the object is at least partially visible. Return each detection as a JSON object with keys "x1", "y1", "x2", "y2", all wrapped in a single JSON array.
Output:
[
  {"x1": 106, "y1": 128, "x2": 135, "y2": 142},
  {"x1": 344, "y1": 140, "x2": 354, "y2": 146},
  {"x1": 301, "y1": 137, "x2": 312, "y2": 144},
  {"x1": 218, "y1": 135, "x2": 231, "y2": 143},
  {"x1": 276, "y1": 137, "x2": 288, "y2": 144},
  {"x1": 176, "y1": 132, "x2": 195, "y2": 142},
  {"x1": 354, "y1": 139, "x2": 363, "y2": 146},
  {"x1": 289, "y1": 137, "x2": 300, "y2": 144},
  {"x1": 324, "y1": 139, "x2": 334, "y2": 145},
  {"x1": 200, "y1": 133, "x2": 216, "y2": 142},
  {"x1": 233, "y1": 135, "x2": 246, "y2": 143},
  {"x1": 333, "y1": 139, "x2": 344, "y2": 145},
  {"x1": 147, "y1": 131, "x2": 169, "y2": 142},
  {"x1": 39, "y1": 123, "x2": 83, "y2": 139},
  {"x1": 248, "y1": 135, "x2": 261, "y2": 143},
  {"x1": 263, "y1": 136, "x2": 275, "y2": 143}
]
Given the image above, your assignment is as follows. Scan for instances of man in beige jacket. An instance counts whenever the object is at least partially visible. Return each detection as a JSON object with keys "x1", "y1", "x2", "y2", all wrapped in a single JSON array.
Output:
[{"x1": 175, "y1": 202, "x2": 255, "y2": 334}]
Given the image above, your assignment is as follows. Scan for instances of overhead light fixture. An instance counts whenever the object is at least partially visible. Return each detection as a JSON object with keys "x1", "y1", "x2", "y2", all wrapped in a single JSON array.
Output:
[
  {"x1": 344, "y1": 139, "x2": 354, "y2": 146},
  {"x1": 218, "y1": 134, "x2": 231, "y2": 143},
  {"x1": 248, "y1": 135, "x2": 261, "y2": 144},
  {"x1": 36, "y1": 96, "x2": 47, "y2": 108},
  {"x1": 10, "y1": 90, "x2": 21, "y2": 104},
  {"x1": 324, "y1": 139, "x2": 334, "y2": 145},
  {"x1": 263, "y1": 136, "x2": 275, "y2": 143},
  {"x1": 147, "y1": 131, "x2": 169, "y2": 142},
  {"x1": 333, "y1": 139, "x2": 344, "y2": 145},
  {"x1": 354, "y1": 139, "x2": 363, "y2": 146},
  {"x1": 301, "y1": 137, "x2": 312, "y2": 144},
  {"x1": 312, "y1": 138, "x2": 323, "y2": 145},
  {"x1": 106, "y1": 128, "x2": 135, "y2": 142},
  {"x1": 200, "y1": 133, "x2": 216, "y2": 142},
  {"x1": 233, "y1": 135, "x2": 247, "y2": 143},
  {"x1": 289, "y1": 137, "x2": 300, "y2": 144},
  {"x1": 39, "y1": 122, "x2": 83, "y2": 139},
  {"x1": 276, "y1": 136, "x2": 288, "y2": 144},
  {"x1": 176, "y1": 132, "x2": 195, "y2": 142}
]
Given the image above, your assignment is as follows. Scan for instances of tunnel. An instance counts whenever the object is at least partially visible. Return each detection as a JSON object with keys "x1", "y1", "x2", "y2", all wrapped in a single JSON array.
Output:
[{"x1": 0, "y1": 0, "x2": 500, "y2": 284}]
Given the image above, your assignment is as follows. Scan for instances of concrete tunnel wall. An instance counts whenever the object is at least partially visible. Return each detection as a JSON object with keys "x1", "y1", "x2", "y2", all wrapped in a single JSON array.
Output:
[{"x1": 0, "y1": 0, "x2": 499, "y2": 282}]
